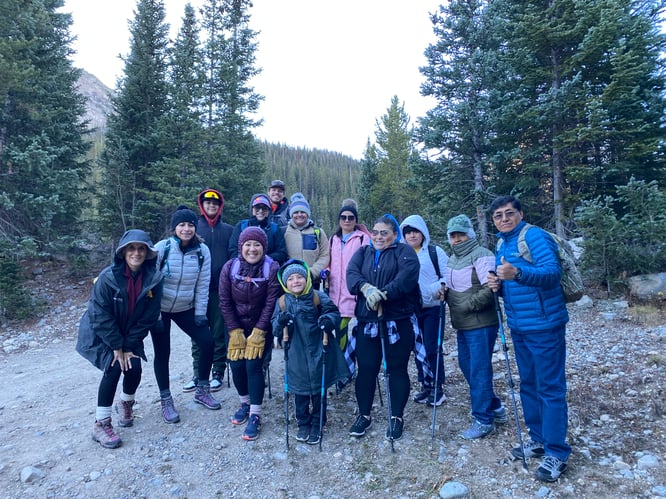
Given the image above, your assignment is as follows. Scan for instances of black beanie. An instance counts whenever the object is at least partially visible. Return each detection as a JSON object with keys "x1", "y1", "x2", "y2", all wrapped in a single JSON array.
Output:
[
  {"x1": 171, "y1": 205, "x2": 198, "y2": 230},
  {"x1": 339, "y1": 204, "x2": 358, "y2": 221}
]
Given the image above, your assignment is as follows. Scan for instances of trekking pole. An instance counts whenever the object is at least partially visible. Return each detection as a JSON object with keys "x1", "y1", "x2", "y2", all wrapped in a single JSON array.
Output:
[
  {"x1": 319, "y1": 325, "x2": 328, "y2": 452},
  {"x1": 283, "y1": 321, "x2": 292, "y2": 450},
  {"x1": 376, "y1": 376, "x2": 384, "y2": 407},
  {"x1": 489, "y1": 272, "x2": 528, "y2": 471},
  {"x1": 377, "y1": 304, "x2": 395, "y2": 453},
  {"x1": 431, "y1": 300, "x2": 446, "y2": 444}
]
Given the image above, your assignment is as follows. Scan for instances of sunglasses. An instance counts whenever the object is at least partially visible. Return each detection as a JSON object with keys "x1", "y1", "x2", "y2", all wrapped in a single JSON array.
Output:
[
  {"x1": 339, "y1": 215, "x2": 356, "y2": 221},
  {"x1": 371, "y1": 230, "x2": 391, "y2": 237},
  {"x1": 253, "y1": 205, "x2": 269, "y2": 212}
]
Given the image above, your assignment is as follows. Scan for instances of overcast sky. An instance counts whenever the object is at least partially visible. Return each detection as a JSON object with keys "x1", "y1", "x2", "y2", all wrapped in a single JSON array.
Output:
[{"x1": 63, "y1": 0, "x2": 442, "y2": 159}]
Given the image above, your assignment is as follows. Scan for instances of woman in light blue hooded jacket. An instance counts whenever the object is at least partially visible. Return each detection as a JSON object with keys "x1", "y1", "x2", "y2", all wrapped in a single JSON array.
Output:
[{"x1": 399, "y1": 214, "x2": 448, "y2": 406}]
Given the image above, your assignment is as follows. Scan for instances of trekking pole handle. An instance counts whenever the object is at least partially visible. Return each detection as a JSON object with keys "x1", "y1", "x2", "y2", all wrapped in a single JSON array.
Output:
[
  {"x1": 320, "y1": 325, "x2": 329, "y2": 346},
  {"x1": 283, "y1": 320, "x2": 293, "y2": 344}
]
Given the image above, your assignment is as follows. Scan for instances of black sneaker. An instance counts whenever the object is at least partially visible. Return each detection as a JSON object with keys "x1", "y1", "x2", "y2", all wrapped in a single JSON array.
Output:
[
  {"x1": 511, "y1": 440, "x2": 545, "y2": 460},
  {"x1": 307, "y1": 428, "x2": 321, "y2": 445},
  {"x1": 210, "y1": 371, "x2": 223, "y2": 392},
  {"x1": 412, "y1": 385, "x2": 431, "y2": 404},
  {"x1": 385, "y1": 416, "x2": 404, "y2": 441},
  {"x1": 349, "y1": 415, "x2": 372, "y2": 437},
  {"x1": 296, "y1": 425, "x2": 310, "y2": 442},
  {"x1": 535, "y1": 455, "x2": 567, "y2": 482}
]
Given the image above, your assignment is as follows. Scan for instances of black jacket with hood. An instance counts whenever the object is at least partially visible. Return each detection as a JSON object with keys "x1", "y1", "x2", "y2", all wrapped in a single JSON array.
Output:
[{"x1": 76, "y1": 230, "x2": 163, "y2": 371}]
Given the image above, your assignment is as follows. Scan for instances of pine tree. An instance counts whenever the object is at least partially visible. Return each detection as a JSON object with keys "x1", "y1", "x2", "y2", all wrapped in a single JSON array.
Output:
[
  {"x1": 0, "y1": 0, "x2": 89, "y2": 246},
  {"x1": 98, "y1": 0, "x2": 171, "y2": 237}
]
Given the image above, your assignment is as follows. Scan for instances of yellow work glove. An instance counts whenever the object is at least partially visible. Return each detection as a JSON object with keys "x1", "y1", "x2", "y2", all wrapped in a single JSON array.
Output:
[
  {"x1": 244, "y1": 328, "x2": 267, "y2": 360},
  {"x1": 227, "y1": 328, "x2": 246, "y2": 361}
]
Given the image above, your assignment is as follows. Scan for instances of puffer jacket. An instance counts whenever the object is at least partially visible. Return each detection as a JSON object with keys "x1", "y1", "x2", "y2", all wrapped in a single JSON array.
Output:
[
  {"x1": 219, "y1": 256, "x2": 281, "y2": 333},
  {"x1": 399, "y1": 215, "x2": 448, "y2": 309},
  {"x1": 271, "y1": 288, "x2": 349, "y2": 395},
  {"x1": 156, "y1": 236, "x2": 211, "y2": 316},
  {"x1": 445, "y1": 238, "x2": 497, "y2": 331},
  {"x1": 77, "y1": 255, "x2": 163, "y2": 371},
  {"x1": 347, "y1": 241, "x2": 420, "y2": 322},
  {"x1": 495, "y1": 221, "x2": 569, "y2": 332},
  {"x1": 284, "y1": 218, "x2": 330, "y2": 282},
  {"x1": 327, "y1": 229, "x2": 370, "y2": 317}
]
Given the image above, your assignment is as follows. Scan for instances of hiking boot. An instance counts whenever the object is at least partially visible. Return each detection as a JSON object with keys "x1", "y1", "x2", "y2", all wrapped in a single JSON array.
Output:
[
  {"x1": 182, "y1": 376, "x2": 197, "y2": 393},
  {"x1": 160, "y1": 396, "x2": 181, "y2": 424},
  {"x1": 461, "y1": 420, "x2": 496, "y2": 440},
  {"x1": 349, "y1": 415, "x2": 372, "y2": 437},
  {"x1": 296, "y1": 425, "x2": 311, "y2": 442},
  {"x1": 194, "y1": 386, "x2": 221, "y2": 410},
  {"x1": 511, "y1": 440, "x2": 545, "y2": 460},
  {"x1": 307, "y1": 428, "x2": 321, "y2": 445},
  {"x1": 92, "y1": 417, "x2": 122, "y2": 449},
  {"x1": 210, "y1": 371, "x2": 224, "y2": 392},
  {"x1": 242, "y1": 414, "x2": 262, "y2": 441},
  {"x1": 385, "y1": 417, "x2": 404, "y2": 441},
  {"x1": 535, "y1": 455, "x2": 568, "y2": 482},
  {"x1": 231, "y1": 403, "x2": 250, "y2": 425},
  {"x1": 115, "y1": 399, "x2": 135, "y2": 427},
  {"x1": 493, "y1": 406, "x2": 508, "y2": 424},
  {"x1": 412, "y1": 385, "x2": 432, "y2": 404},
  {"x1": 427, "y1": 387, "x2": 446, "y2": 407}
]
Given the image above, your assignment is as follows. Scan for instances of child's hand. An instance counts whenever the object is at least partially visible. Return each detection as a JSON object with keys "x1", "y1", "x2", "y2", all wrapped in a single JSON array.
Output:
[
  {"x1": 276, "y1": 311, "x2": 293, "y2": 328},
  {"x1": 317, "y1": 316, "x2": 335, "y2": 333}
]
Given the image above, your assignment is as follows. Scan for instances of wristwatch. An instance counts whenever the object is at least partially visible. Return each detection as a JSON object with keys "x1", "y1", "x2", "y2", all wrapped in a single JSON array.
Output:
[{"x1": 514, "y1": 268, "x2": 523, "y2": 281}]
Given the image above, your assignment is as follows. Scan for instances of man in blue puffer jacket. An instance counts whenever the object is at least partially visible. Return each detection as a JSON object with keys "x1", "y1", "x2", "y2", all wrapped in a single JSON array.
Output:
[{"x1": 487, "y1": 195, "x2": 571, "y2": 483}]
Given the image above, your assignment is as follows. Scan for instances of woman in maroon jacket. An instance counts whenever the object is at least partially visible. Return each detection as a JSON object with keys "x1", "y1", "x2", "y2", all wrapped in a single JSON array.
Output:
[{"x1": 219, "y1": 227, "x2": 281, "y2": 441}]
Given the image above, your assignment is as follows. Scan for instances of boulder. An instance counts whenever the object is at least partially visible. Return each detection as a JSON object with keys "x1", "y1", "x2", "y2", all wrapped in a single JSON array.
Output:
[{"x1": 627, "y1": 273, "x2": 666, "y2": 305}]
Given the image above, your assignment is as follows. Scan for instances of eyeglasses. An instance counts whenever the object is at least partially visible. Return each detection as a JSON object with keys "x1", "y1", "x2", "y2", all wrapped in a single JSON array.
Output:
[
  {"x1": 339, "y1": 215, "x2": 356, "y2": 221},
  {"x1": 492, "y1": 210, "x2": 519, "y2": 221},
  {"x1": 371, "y1": 230, "x2": 391, "y2": 237}
]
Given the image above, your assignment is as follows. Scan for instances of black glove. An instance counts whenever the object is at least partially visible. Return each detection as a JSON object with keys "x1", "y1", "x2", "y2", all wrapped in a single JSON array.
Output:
[
  {"x1": 318, "y1": 316, "x2": 335, "y2": 333},
  {"x1": 194, "y1": 315, "x2": 208, "y2": 328},
  {"x1": 276, "y1": 311, "x2": 293, "y2": 328}
]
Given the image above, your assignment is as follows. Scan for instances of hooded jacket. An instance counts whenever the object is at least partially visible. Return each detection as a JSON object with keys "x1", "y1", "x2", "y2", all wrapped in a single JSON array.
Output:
[
  {"x1": 197, "y1": 189, "x2": 233, "y2": 292},
  {"x1": 495, "y1": 220, "x2": 569, "y2": 332},
  {"x1": 271, "y1": 260, "x2": 350, "y2": 395},
  {"x1": 76, "y1": 230, "x2": 163, "y2": 370},
  {"x1": 227, "y1": 193, "x2": 288, "y2": 264},
  {"x1": 327, "y1": 227, "x2": 370, "y2": 317},
  {"x1": 399, "y1": 215, "x2": 449, "y2": 309}
]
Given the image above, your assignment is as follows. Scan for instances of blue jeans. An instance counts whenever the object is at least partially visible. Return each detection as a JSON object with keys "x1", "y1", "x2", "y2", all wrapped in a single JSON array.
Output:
[
  {"x1": 512, "y1": 326, "x2": 571, "y2": 461},
  {"x1": 415, "y1": 306, "x2": 445, "y2": 387},
  {"x1": 457, "y1": 326, "x2": 502, "y2": 424}
]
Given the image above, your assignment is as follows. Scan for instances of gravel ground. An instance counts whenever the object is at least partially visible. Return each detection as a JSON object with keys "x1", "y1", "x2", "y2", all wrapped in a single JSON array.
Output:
[{"x1": 0, "y1": 269, "x2": 665, "y2": 499}]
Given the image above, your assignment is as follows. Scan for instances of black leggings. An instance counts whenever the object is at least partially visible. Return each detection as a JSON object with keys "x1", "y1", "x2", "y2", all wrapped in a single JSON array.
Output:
[
  {"x1": 230, "y1": 333, "x2": 272, "y2": 406},
  {"x1": 150, "y1": 308, "x2": 214, "y2": 392},
  {"x1": 355, "y1": 318, "x2": 414, "y2": 418},
  {"x1": 97, "y1": 357, "x2": 142, "y2": 407}
]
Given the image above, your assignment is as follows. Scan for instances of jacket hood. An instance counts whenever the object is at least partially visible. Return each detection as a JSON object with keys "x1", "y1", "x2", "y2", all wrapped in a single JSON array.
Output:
[
  {"x1": 198, "y1": 189, "x2": 224, "y2": 227},
  {"x1": 114, "y1": 229, "x2": 158, "y2": 264},
  {"x1": 399, "y1": 214, "x2": 431, "y2": 247},
  {"x1": 277, "y1": 259, "x2": 313, "y2": 296}
]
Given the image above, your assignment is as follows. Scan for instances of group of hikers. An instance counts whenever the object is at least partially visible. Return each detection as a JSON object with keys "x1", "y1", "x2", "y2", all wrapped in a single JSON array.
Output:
[{"x1": 76, "y1": 180, "x2": 572, "y2": 483}]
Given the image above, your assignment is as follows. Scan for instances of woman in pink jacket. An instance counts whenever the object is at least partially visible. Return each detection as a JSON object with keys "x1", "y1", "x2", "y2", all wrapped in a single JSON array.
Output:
[{"x1": 325, "y1": 202, "x2": 370, "y2": 372}]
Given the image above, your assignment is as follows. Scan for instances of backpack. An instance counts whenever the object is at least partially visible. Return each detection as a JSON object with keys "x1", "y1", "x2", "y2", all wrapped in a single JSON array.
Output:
[
  {"x1": 229, "y1": 256, "x2": 273, "y2": 285},
  {"x1": 427, "y1": 244, "x2": 442, "y2": 279},
  {"x1": 159, "y1": 238, "x2": 204, "y2": 273},
  {"x1": 496, "y1": 224, "x2": 584, "y2": 303}
]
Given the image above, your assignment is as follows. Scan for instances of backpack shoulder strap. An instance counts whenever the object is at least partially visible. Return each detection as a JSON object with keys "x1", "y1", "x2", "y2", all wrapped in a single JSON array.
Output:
[
  {"x1": 240, "y1": 220, "x2": 248, "y2": 231},
  {"x1": 517, "y1": 224, "x2": 534, "y2": 263},
  {"x1": 428, "y1": 244, "x2": 441, "y2": 279},
  {"x1": 279, "y1": 294, "x2": 286, "y2": 312},
  {"x1": 313, "y1": 290, "x2": 321, "y2": 308}
]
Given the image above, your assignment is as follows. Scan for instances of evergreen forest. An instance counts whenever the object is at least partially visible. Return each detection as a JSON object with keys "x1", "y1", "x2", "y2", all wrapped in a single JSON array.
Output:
[{"x1": 1, "y1": 0, "x2": 665, "y2": 321}]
